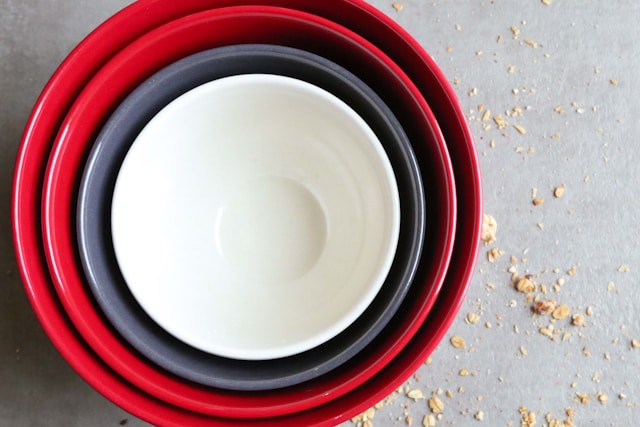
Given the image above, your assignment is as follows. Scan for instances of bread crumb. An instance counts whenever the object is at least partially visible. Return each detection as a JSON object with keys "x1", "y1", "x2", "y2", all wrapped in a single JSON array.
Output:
[
  {"x1": 450, "y1": 336, "x2": 466, "y2": 349},
  {"x1": 571, "y1": 313, "x2": 585, "y2": 326},
  {"x1": 597, "y1": 392, "x2": 608, "y2": 404},
  {"x1": 407, "y1": 389, "x2": 425, "y2": 401},
  {"x1": 482, "y1": 214, "x2": 498, "y2": 245},
  {"x1": 520, "y1": 409, "x2": 536, "y2": 427},
  {"x1": 466, "y1": 312, "x2": 481, "y2": 324},
  {"x1": 392, "y1": 2, "x2": 404, "y2": 11},
  {"x1": 552, "y1": 305, "x2": 571, "y2": 320},
  {"x1": 493, "y1": 114, "x2": 508, "y2": 129},
  {"x1": 533, "y1": 300, "x2": 556, "y2": 315},
  {"x1": 428, "y1": 396, "x2": 445, "y2": 414},
  {"x1": 553, "y1": 185, "x2": 565, "y2": 198},
  {"x1": 488, "y1": 247, "x2": 505, "y2": 262},
  {"x1": 576, "y1": 393, "x2": 590, "y2": 404},
  {"x1": 515, "y1": 276, "x2": 536, "y2": 294},
  {"x1": 423, "y1": 414, "x2": 437, "y2": 427}
]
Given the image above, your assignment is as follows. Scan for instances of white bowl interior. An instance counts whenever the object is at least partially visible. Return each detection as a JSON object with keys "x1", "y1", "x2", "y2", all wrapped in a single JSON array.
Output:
[{"x1": 111, "y1": 74, "x2": 400, "y2": 360}]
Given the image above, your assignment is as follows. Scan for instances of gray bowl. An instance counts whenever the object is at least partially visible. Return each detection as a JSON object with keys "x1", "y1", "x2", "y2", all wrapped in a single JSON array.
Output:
[{"x1": 76, "y1": 44, "x2": 425, "y2": 391}]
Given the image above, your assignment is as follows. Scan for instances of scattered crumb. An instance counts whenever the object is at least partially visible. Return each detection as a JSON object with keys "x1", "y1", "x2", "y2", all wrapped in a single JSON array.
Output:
[
  {"x1": 514, "y1": 124, "x2": 527, "y2": 135},
  {"x1": 392, "y1": 2, "x2": 404, "y2": 11},
  {"x1": 450, "y1": 336, "x2": 466, "y2": 349},
  {"x1": 618, "y1": 265, "x2": 630, "y2": 272},
  {"x1": 541, "y1": 0, "x2": 552, "y2": 4},
  {"x1": 515, "y1": 276, "x2": 536, "y2": 294},
  {"x1": 428, "y1": 396, "x2": 445, "y2": 414},
  {"x1": 552, "y1": 305, "x2": 571, "y2": 320},
  {"x1": 475, "y1": 411, "x2": 485, "y2": 421},
  {"x1": 597, "y1": 392, "x2": 608, "y2": 404},
  {"x1": 610, "y1": 79, "x2": 618, "y2": 85},
  {"x1": 407, "y1": 389, "x2": 425, "y2": 401},
  {"x1": 554, "y1": 185, "x2": 566, "y2": 198},
  {"x1": 576, "y1": 393, "x2": 590, "y2": 404},
  {"x1": 466, "y1": 312, "x2": 481, "y2": 324},
  {"x1": 520, "y1": 409, "x2": 536, "y2": 427},
  {"x1": 493, "y1": 114, "x2": 508, "y2": 129},
  {"x1": 533, "y1": 300, "x2": 556, "y2": 315},
  {"x1": 488, "y1": 247, "x2": 505, "y2": 262},
  {"x1": 572, "y1": 313, "x2": 585, "y2": 326},
  {"x1": 423, "y1": 414, "x2": 437, "y2": 427},
  {"x1": 533, "y1": 198, "x2": 545, "y2": 206},
  {"x1": 632, "y1": 339, "x2": 640, "y2": 348},
  {"x1": 482, "y1": 214, "x2": 498, "y2": 245}
]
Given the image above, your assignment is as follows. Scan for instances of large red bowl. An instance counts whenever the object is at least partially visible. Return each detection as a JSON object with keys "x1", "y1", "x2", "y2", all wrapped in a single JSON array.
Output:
[
  {"x1": 13, "y1": 0, "x2": 482, "y2": 425},
  {"x1": 42, "y1": 5, "x2": 455, "y2": 417}
]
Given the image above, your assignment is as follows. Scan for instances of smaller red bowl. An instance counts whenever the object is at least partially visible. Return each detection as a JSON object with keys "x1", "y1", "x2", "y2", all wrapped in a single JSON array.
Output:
[{"x1": 41, "y1": 5, "x2": 455, "y2": 419}]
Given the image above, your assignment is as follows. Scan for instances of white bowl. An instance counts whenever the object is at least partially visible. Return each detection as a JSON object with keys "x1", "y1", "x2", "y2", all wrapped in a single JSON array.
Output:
[{"x1": 111, "y1": 73, "x2": 400, "y2": 360}]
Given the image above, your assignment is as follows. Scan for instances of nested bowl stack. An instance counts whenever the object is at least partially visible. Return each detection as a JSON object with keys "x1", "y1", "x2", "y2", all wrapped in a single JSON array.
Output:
[{"x1": 12, "y1": 1, "x2": 482, "y2": 426}]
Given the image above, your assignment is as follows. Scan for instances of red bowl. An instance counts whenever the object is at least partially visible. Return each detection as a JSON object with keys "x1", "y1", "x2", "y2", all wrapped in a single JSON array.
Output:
[
  {"x1": 13, "y1": 0, "x2": 481, "y2": 425},
  {"x1": 41, "y1": 5, "x2": 455, "y2": 418}
]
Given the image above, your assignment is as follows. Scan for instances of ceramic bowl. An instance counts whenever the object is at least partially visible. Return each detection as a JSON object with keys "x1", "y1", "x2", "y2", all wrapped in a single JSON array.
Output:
[
  {"x1": 111, "y1": 72, "x2": 401, "y2": 360},
  {"x1": 11, "y1": 2, "x2": 480, "y2": 426},
  {"x1": 37, "y1": 6, "x2": 456, "y2": 418},
  {"x1": 77, "y1": 44, "x2": 424, "y2": 389},
  {"x1": 39, "y1": 6, "x2": 455, "y2": 416}
]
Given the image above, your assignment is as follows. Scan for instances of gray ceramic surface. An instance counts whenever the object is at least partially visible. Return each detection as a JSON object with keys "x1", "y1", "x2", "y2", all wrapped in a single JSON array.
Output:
[{"x1": 76, "y1": 44, "x2": 425, "y2": 390}]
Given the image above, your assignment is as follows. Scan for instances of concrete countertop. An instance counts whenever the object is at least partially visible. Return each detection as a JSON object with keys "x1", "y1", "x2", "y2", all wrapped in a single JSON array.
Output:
[{"x1": 1, "y1": 1, "x2": 638, "y2": 426}]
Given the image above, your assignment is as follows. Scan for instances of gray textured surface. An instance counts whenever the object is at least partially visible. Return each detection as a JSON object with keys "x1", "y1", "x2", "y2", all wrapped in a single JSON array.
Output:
[{"x1": 2, "y1": 1, "x2": 639, "y2": 426}]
